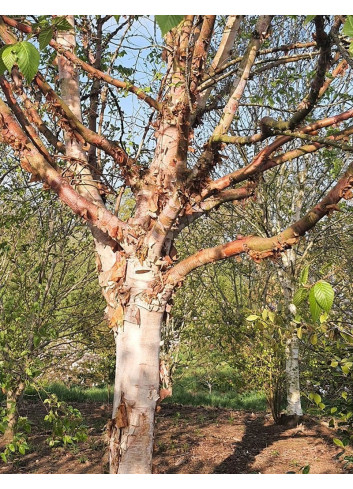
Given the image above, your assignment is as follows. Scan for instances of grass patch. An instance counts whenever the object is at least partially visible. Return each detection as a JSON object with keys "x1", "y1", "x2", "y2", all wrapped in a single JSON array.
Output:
[
  {"x1": 23, "y1": 383, "x2": 113, "y2": 404},
  {"x1": 163, "y1": 381, "x2": 267, "y2": 411},
  {"x1": 20, "y1": 381, "x2": 266, "y2": 411}
]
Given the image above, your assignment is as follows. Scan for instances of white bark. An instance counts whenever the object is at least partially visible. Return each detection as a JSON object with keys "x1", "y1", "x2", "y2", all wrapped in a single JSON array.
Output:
[
  {"x1": 285, "y1": 334, "x2": 303, "y2": 416},
  {"x1": 110, "y1": 260, "x2": 164, "y2": 474},
  {"x1": 278, "y1": 249, "x2": 303, "y2": 416}
]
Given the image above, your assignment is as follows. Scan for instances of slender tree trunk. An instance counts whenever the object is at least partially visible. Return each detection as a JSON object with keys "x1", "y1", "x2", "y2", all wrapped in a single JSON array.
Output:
[
  {"x1": 278, "y1": 249, "x2": 303, "y2": 417},
  {"x1": 285, "y1": 334, "x2": 303, "y2": 416},
  {"x1": 109, "y1": 261, "x2": 164, "y2": 474},
  {"x1": 2, "y1": 383, "x2": 25, "y2": 444}
]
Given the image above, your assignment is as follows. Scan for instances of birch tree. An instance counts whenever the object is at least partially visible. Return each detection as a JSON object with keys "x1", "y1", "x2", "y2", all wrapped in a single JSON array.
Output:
[{"x1": 1, "y1": 14, "x2": 353, "y2": 473}]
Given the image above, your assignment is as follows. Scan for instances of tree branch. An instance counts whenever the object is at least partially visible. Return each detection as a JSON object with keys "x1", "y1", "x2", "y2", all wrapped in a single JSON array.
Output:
[
  {"x1": 0, "y1": 97, "x2": 133, "y2": 246},
  {"x1": 1, "y1": 15, "x2": 161, "y2": 111},
  {"x1": 166, "y1": 159, "x2": 353, "y2": 285},
  {"x1": 206, "y1": 107, "x2": 353, "y2": 195}
]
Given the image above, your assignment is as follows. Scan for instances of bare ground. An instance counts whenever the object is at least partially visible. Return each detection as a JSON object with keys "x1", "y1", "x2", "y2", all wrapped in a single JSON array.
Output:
[{"x1": 0, "y1": 401, "x2": 352, "y2": 474}]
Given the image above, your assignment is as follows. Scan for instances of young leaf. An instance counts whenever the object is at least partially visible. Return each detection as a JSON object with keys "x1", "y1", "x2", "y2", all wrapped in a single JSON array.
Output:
[
  {"x1": 333, "y1": 438, "x2": 345, "y2": 448},
  {"x1": 18, "y1": 445, "x2": 26, "y2": 455},
  {"x1": 293, "y1": 287, "x2": 307, "y2": 306},
  {"x1": 349, "y1": 42, "x2": 353, "y2": 57},
  {"x1": 39, "y1": 26, "x2": 53, "y2": 50},
  {"x1": 319, "y1": 312, "x2": 328, "y2": 324},
  {"x1": 310, "y1": 333, "x2": 318, "y2": 346},
  {"x1": 33, "y1": 334, "x2": 41, "y2": 348},
  {"x1": 1, "y1": 44, "x2": 18, "y2": 73},
  {"x1": 299, "y1": 265, "x2": 309, "y2": 285},
  {"x1": 16, "y1": 42, "x2": 40, "y2": 82},
  {"x1": 0, "y1": 46, "x2": 7, "y2": 74},
  {"x1": 8, "y1": 443, "x2": 15, "y2": 453},
  {"x1": 313, "y1": 281, "x2": 334, "y2": 312},
  {"x1": 304, "y1": 15, "x2": 316, "y2": 25},
  {"x1": 155, "y1": 15, "x2": 184, "y2": 37},
  {"x1": 246, "y1": 315, "x2": 259, "y2": 321},
  {"x1": 309, "y1": 287, "x2": 321, "y2": 322},
  {"x1": 341, "y1": 364, "x2": 350, "y2": 375},
  {"x1": 343, "y1": 16, "x2": 353, "y2": 37},
  {"x1": 52, "y1": 17, "x2": 73, "y2": 31},
  {"x1": 313, "y1": 393, "x2": 321, "y2": 405}
]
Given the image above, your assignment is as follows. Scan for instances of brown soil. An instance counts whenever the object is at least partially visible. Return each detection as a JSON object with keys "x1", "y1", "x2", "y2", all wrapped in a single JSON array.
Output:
[{"x1": 0, "y1": 402, "x2": 352, "y2": 474}]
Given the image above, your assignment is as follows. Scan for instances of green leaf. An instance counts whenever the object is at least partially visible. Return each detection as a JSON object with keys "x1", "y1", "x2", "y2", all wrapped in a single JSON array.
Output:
[
  {"x1": 293, "y1": 287, "x2": 307, "y2": 306},
  {"x1": 113, "y1": 15, "x2": 120, "y2": 23},
  {"x1": 297, "y1": 326, "x2": 303, "y2": 340},
  {"x1": 349, "y1": 42, "x2": 353, "y2": 57},
  {"x1": 331, "y1": 360, "x2": 338, "y2": 368},
  {"x1": 52, "y1": 17, "x2": 73, "y2": 31},
  {"x1": 302, "y1": 465, "x2": 310, "y2": 474},
  {"x1": 1, "y1": 44, "x2": 18, "y2": 73},
  {"x1": 333, "y1": 438, "x2": 345, "y2": 448},
  {"x1": 268, "y1": 311, "x2": 275, "y2": 323},
  {"x1": 309, "y1": 287, "x2": 321, "y2": 322},
  {"x1": 310, "y1": 333, "x2": 318, "y2": 346},
  {"x1": 262, "y1": 309, "x2": 268, "y2": 320},
  {"x1": 38, "y1": 26, "x2": 53, "y2": 50},
  {"x1": 16, "y1": 42, "x2": 40, "y2": 82},
  {"x1": 318, "y1": 402, "x2": 325, "y2": 410},
  {"x1": 343, "y1": 16, "x2": 353, "y2": 37},
  {"x1": 342, "y1": 391, "x2": 348, "y2": 400},
  {"x1": 246, "y1": 315, "x2": 259, "y2": 321},
  {"x1": 331, "y1": 407, "x2": 338, "y2": 414},
  {"x1": 313, "y1": 393, "x2": 321, "y2": 405},
  {"x1": 341, "y1": 365, "x2": 350, "y2": 375},
  {"x1": 304, "y1": 15, "x2": 316, "y2": 25},
  {"x1": 155, "y1": 15, "x2": 184, "y2": 36},
  {"x1": 320, "y1": 312, "x2": 328, "y2": 324},
  {"x1": 0, "y1": 46, "x2": 7, "y2": 74},
  {"x1": 300, "y1": 265, "x2": 309, "y2": 285},
  {"x1": 0, "y1": 452, "x2": 7, "y2": 463},
  {"x1": 33, "y1": 335, "x2": 40, "y2": 348},
  {"x1": 313, "y1": 281, "x2": 334, "y2": 312},
  {"x1": 18, "y1": 445, "x2": 26, "y2": 455},
  {"x1": 8, "y1": 443, "x2": 15, "y2": 453}
]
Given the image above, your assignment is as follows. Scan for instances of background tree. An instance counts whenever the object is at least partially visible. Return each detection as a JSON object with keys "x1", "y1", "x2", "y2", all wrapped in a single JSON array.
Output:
[{"x1": 0, "y1": 160, "x2": 105, "y2": 448}]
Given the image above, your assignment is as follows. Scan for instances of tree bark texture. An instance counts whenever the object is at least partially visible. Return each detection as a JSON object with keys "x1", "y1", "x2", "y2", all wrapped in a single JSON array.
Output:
[
  {"x1": 109, "y1": 260, "x2": 164, "y2": 473},
  {"x1": 2, "y1": 383, "x2": 25, "y2": 444},
  {"x1": 285, "y1": 334, "x2": 303, "y2": 416}
]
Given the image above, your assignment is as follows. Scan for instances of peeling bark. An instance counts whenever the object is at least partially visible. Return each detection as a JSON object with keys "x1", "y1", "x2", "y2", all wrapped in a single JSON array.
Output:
[{"x1": 109, "y1": 260, "x2": 164, "y2": 473}]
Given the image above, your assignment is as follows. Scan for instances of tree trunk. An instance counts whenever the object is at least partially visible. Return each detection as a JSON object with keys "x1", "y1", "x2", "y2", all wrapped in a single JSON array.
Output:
[
  {"x1": 285, "y1": 334, "x2": 303, "y2": 416},
  {"x1": 108, "y1": 260, "x2": 164, "y2": 474},
  {"x1": 2, "y1": 383, "x2": 25, "y2": 444},
  {"x1": 278, "y1": 249, "x2": 303, "y2": 417}
]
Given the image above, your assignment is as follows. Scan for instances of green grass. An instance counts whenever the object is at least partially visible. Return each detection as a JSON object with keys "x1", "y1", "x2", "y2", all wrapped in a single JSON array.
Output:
[
  {"x1": 163, "y1": 382, "x2": 267, "y2": 411},
  {"x1": 23, "y1": 383, "x2": 113, "y2": 404},
  {"x1": 19, "y1": 381, "x2": 266, "y2": 411}
]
